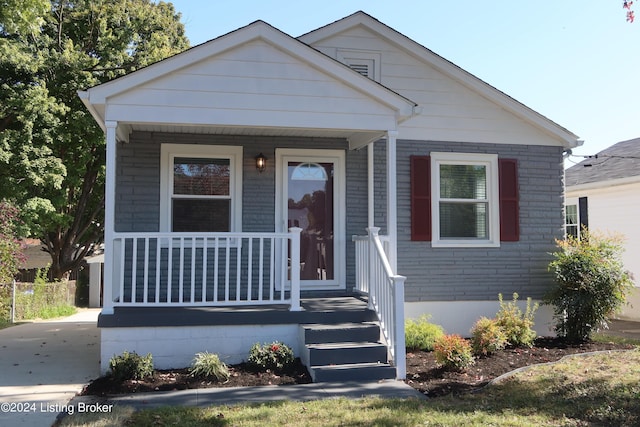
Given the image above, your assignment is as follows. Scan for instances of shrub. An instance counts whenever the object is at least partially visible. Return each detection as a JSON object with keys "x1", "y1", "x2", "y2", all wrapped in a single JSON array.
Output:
[
  {"x1": 190, "y1": 352, "x2": 229, "y2": 381},
  {"x1": 495, "y1": 293, "x2": 538, "y2": 347},
  {"x1": 545, "y1": 230, "x2": 634, "y2": 342},
  {"x1": 0, "y1": 201, "x2": 25, "y2": 286},
  {"x1": 405, "y1": 315, "x2": 445, "y2": 351},
  {"x1": 470, "y1": 317, "x2": 508, "y2": 356},
  {"x1": 109, "y1": 351, "x2": 154, "y2": 381},
  {"x1": 248, "y1": 341, "x2": 294, "y2": 371},
  {"x1": 433, "y1": 334, "x2": 474, "y2": 370}
]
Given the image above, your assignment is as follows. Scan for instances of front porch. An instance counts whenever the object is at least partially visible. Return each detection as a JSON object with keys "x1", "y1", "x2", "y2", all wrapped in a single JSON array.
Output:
[
  {"x1": 99, "y1": 228, "x2": 407, "y2": 379},
  {"x1": 99, "y1": 292, "x2": 398, "y2": 381}
]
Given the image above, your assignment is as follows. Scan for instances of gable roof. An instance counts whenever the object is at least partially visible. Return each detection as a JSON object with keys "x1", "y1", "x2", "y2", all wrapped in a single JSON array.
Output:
[
  {"x1": 299, "y1": 11, "x2": 581, "y2": 149},
  {"x1": 565, "y1": 138, "x2": 640, "y2": 188},
  {"x1": 79, "y1": 19, "x2": 418, "y2": 146}
]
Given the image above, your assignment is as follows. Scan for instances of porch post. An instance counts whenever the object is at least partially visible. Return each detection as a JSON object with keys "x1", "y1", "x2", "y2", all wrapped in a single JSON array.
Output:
[
  {"x1": 289, "y1": 227, "x2": 302, "y2": 311},
  {"x1": 386, "y1": 130, "x2": 398, "y2": 272},
  {"x1": 367, "y1": 143, "x2": 374, "y2": 228},
  {"x1": 393, "y1": 274, "x2": 407, "y2": 379},
  {"x1": 367, "y1": 226, "x2": 380, "y2": 311},
  {"x1": 102, "y1": 121, "x2": 117, "y2": 315}
]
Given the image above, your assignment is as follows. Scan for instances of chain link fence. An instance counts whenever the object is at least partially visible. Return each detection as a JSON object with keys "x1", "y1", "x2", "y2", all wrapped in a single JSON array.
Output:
[{"x1": 1, "y1": 277, "x2": 79, "y2": 324}]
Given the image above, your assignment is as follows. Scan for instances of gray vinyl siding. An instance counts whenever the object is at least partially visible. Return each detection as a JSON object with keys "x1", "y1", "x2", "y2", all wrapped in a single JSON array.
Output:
[
  {"x1": 115, "y1": 132, "x2": 564, "y2": 303},
  {"x1": 392, "y1": 140, "x2": 564, "y2": 302},
  {"x1": 115, "y1": 132, "x2": 365, "y2": 290}
]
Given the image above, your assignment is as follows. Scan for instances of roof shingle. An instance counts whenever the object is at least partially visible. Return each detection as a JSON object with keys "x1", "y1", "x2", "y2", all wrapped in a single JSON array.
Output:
[{"x1": 565, "y1": 138, "x2": 640, "y2": 187}]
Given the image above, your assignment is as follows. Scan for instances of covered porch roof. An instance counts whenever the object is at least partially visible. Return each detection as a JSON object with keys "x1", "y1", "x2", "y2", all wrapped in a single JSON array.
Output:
[{"x1": 78, "y1": 20, "x2": 418, "y2": 150}]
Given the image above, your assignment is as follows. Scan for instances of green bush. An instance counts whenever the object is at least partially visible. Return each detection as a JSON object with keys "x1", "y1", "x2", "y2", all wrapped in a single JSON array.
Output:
[
  {"x1": 109, "y1": 351, "x2": 154, "y2": 381},
  {"x1": 190, "y1": 352, "x2": 229, "y2": 381},
  {"x1": 433, "y1": 334, "x2": 474, "y2": 370},
  {"x1": 545, "y1": 230, "x2": 634, "y2": 342},
  {"x1": 470, "y1": 317, "x2": 508, "y2": 356},
  {"x1": 248, "y1": 341, "x2": 294, "y2": 371},
  {"x1": 0, "y1": 284, "x2": 11, "y2": 322},
  {"x1": 495, "y1": 293, "x2": 538, "y2": 347},
  {"x1": 0, "y1": 201, "x2": 25, "y2": 285},
  {"x1": 405, "y1": 315, "x2": 445, "y2": 351}
]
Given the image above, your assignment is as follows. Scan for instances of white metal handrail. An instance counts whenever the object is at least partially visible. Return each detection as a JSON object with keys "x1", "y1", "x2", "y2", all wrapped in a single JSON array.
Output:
[
  {"x1": 103, "y1": 228, "x2": 302, "y2": 313},
  {"x1": 353, "y1": 227, "x2": 406, "y2": 379}
]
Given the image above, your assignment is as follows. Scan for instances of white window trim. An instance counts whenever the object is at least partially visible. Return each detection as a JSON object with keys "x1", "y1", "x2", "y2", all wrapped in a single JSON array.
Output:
[
  {"x1": 431, "y1": 152, "x2": 500, "y2": 248},
  {"x1": 565, "y1": 197, "x2": 580, "y2": 240},
  {"x1": 337, "y1": 49, "x2": 381, "y2": 82},
  {"x1": 160, "y1": 144, "x2": 243, "y2": 233}
]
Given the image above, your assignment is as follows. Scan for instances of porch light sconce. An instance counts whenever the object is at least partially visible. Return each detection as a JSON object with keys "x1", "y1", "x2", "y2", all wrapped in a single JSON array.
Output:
[{"x1": 255, "y1": 153, "x2": 267, "y2": 173}]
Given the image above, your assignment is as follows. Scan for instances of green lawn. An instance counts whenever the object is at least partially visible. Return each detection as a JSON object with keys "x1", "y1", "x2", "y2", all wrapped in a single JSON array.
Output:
[{"x1": 60, "y1": 349, "x2": 640, "y2": 427}]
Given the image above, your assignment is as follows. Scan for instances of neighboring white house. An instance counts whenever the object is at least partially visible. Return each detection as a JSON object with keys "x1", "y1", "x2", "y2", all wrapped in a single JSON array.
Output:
[
  {"x1": 565, "y1": 137, "x2": 640, "y2": 320},
  {"x1": 79, "y1": 11, "x2": 581, "y2": 379}
]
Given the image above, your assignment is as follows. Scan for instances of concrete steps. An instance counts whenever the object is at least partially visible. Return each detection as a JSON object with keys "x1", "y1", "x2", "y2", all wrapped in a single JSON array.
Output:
[{"x1": 300, "y1": 322, "x2": 396, "y2": 382}]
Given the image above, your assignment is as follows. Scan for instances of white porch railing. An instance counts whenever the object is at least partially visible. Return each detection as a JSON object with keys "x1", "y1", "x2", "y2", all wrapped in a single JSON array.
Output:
[
  {"x1": 104, "y1": 228, "x2": 302, "y2": 312},
  {"x1": 352, "y1": 227, "x2": 406, "y2": 379}
]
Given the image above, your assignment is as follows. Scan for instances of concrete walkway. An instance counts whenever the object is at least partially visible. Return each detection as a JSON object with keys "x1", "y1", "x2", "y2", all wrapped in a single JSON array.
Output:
[
  {"x1": 0, "y1": 309, "x2": 101, "y2": 427},
  {"x1": 70, "y1": 379, "x2": 425, "y2": 414}
]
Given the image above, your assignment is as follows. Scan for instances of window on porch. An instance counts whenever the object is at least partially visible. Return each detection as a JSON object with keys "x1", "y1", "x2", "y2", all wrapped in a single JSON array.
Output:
[{"x1": 160, "y1": 144, "x2": 243, "y2": 233}]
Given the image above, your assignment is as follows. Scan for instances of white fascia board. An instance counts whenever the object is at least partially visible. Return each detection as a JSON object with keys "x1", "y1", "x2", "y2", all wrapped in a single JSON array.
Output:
[
  {"x1": 78, "y1": 90, "x2": 106, "y2": 131},
  {"x1": 83, "y1": 20, "x2": 417, "y2": 123},
  {"x1": 79, "y1": 91, "x2": 130, "y2": 142},
  {"x1": 300, "y1": 12, "x2": 580, "y2": 148},
  {"x1": 566, "y1": 174, "x2": 640, "y2": 193}
]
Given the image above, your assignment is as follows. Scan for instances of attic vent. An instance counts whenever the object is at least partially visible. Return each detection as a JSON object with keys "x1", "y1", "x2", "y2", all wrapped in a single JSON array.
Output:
[
  {"x1": 349, "y1": 63, "x2": 370, "y2": 77},
  {"x1": 337, "y1": 49, "x2": 380, "y2": 82}
]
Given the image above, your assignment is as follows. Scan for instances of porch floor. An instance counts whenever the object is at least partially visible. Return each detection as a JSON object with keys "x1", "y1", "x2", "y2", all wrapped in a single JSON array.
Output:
[{"x1": 97, "y1": 292, "x2": 376, "y2": 328}]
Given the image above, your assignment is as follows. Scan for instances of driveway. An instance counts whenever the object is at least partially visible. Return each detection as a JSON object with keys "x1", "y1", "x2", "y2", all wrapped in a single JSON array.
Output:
[{"x1": 0, "y1": 309, "x2": 100, "y2": 427}]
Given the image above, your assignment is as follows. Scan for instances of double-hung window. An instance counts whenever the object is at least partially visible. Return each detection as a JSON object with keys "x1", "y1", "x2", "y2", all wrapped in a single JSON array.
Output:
[
  {"x1": 431, "y1": 152, "x2": 500, "y2": 247},
  {"x1": 160, "y1": 144, "x2": 242, "y2": 233},
  {"x1": 565, "y1": 202, "x2": 579, "y2": 239},
  {"x1": 564, "y1": 197, "x2": 587, "y2": 240}
]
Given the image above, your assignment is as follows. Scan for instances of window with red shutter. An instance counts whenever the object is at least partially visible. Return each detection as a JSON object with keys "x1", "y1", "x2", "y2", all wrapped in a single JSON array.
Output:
[{"x1": 410, "y1": 153, "x2": 520, "y2": 246}]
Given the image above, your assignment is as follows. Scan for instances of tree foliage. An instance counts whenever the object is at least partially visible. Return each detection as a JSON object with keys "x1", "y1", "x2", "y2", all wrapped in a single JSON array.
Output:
[
  {"x1": 545, "y1": 229, "x2": 634, "y2": 342},
  {"x1": 0, "y1": 0, "x2": 49, "y2": 35},
  {"x1": 0, "y1": 201, "x2": 26, "y2": 284},
  {"x1": 0, "y1": 1, "x2": 189, "y2": 279}
]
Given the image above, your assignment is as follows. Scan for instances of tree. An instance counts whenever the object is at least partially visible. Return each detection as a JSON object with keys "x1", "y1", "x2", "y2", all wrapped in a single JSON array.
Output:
[
  {"x1": 0, "y1": 201, "x2": 26, "y2": 284},
  {"x1": 0, "y1": 1, "x2": 189, "y2": 279},
  {"x1": 0, "y1": 0, "x2": 49, "y2": 35}
]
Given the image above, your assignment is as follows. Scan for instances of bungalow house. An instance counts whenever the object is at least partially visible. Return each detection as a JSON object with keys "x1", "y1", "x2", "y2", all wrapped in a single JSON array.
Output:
[
  {"x1": 79, "y1": 11, "x2": 581, "y2": 380},
  {"x1": 565, "y1": 138, "x2": 640, "y2": 320}
]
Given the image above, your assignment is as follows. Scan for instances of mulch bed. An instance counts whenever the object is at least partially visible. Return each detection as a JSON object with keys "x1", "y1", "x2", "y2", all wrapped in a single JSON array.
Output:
[
  {"x1": 82, "y1": 359, "x2": 312, "y2": 396},
  {"x1": 81, "y1": 339, "x2": 635, "y2": 398},
  {"x1": 405, "y1": 337, "x2": 635, "y2": 397}
]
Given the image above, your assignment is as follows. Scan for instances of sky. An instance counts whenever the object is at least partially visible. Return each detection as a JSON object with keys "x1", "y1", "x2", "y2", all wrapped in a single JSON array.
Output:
[{"x1": 166, "y1": 0, "x2": 639, "y2": 165}]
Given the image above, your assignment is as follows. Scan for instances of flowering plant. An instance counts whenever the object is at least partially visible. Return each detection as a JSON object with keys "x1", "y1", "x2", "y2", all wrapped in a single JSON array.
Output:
[{"x1": 248, "y1": 341, "x2": 294, "y2": 371}]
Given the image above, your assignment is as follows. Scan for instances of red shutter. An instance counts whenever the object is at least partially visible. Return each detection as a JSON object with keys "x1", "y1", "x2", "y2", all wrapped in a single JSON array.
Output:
[
  {"x1": 499, "y1": 158, "x2": 519, "y2": 241},
  {"x1": 410, "y1": 155, "x2": 431, "y2": 241}
]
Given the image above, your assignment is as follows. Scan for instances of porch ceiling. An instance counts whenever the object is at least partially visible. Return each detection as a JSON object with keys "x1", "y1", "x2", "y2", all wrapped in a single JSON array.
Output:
[{"x1": 125, "y1": 123, "x2": 386, "y2": 150}]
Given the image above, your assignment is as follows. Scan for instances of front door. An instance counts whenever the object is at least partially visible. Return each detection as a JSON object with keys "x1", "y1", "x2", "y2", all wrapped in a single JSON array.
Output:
[{"x1": 276, "y1": 149, "x2": 345, "y2": 290}]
